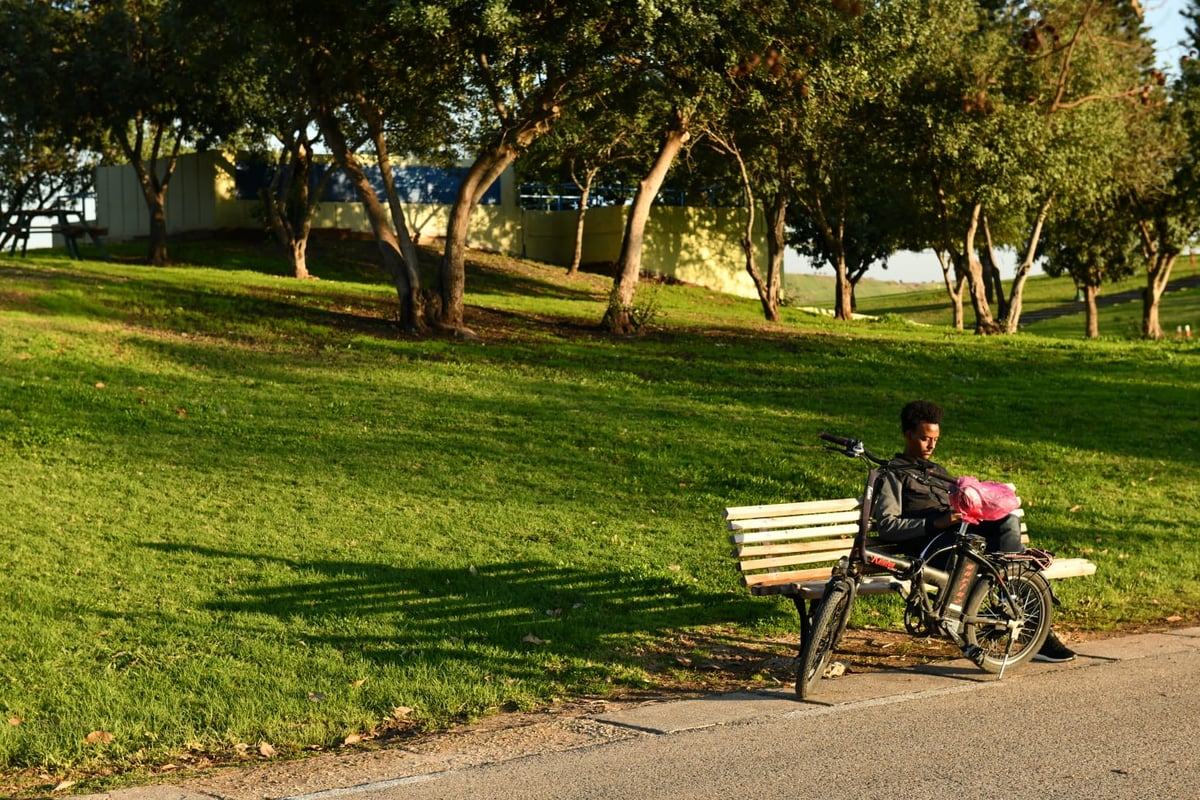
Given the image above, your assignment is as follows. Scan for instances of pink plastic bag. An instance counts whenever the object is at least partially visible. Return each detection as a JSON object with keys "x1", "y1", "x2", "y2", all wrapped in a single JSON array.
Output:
[{"x1": 950, "y1": 476, "x2": 1021, "y2": 524}]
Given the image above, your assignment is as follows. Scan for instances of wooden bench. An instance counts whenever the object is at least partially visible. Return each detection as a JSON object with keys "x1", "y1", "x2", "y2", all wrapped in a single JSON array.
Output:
[{"x1": 725, "y1": 497, "x2": 1097, "y2": 650}]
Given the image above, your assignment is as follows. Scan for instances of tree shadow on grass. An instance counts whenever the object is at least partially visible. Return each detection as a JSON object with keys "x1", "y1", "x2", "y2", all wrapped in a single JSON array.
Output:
[{"x1": 137, "y1": 542, "x2": 770, "y2": 686}]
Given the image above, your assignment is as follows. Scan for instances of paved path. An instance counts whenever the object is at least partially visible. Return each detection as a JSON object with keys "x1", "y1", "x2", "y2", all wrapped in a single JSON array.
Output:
[{"x1": 82, "y1": 627, "x2": 1200, "y2": 800}]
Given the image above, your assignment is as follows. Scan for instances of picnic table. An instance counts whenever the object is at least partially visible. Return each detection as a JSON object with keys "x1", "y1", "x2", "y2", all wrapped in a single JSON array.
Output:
[{"x1": 4, "y1": 205, "x2": 110, "y2": 260}]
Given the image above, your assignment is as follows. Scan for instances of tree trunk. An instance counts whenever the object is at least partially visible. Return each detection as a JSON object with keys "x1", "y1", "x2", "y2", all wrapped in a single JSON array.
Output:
[
  {"x1": 261, "y1": 125, "x2": 328, "y2": 280},
  {"x1": 760, "y1": 192, "x2": 787, "y2": 322},
  {"x1": 980, "y1": 215, "x2": 1008, "y2": 319},
  {"x1": 289, "y1": 240, "x2": 310, "y2": 280},
  {"x1": 1143, "y1": 250, "x2": 1177, "y2": 340},
  {"x1": 727, "y1": 140, "x2": 779, "y2": 322},
  {"x1": 119, "y1": 126, "x2": 179, "y2": 266},
  {"x1": 1136, "y1": 216, "x2": 1180, "y2": 340},
  {"x1": 568, "y1": 169, "x2": 597, "y2": 277},
  {"x1": 931, "y1": 174, "x2": 966, "y2": 330},
  {"x1": 368, "y1": 114, "x2": 424, "y2": 301},
  {"x1": 439, "y1": 143, "x2": 518, "y2": 329},
  {"x1": 963, "y1": 202, "x2": 996, "y2": 333},
  {"x1": 1084, "y1": 283, "x2": 1099, "y2": 339},
  {"x1": 603, "y1": 121, "x2": 689, "y2": 334},
  {"x1": 316, "y1": 108, "x2": 425, "y2": 332},
  {"x1": 1004, "y1": 197, "x2": 1053, "y2": 333},
  {"x1": 936, "y1": 248, "x2": 965, "y2": 330}
]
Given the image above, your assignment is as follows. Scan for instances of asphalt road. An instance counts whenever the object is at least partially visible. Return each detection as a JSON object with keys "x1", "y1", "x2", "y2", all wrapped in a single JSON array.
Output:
[{"x1": 93, "y1": 627, "x2": 1200, "y2": 800}]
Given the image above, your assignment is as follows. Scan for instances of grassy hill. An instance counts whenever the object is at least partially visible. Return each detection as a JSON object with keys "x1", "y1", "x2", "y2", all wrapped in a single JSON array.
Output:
[{"x1": 1, "y1": 237, "x2": 1197, "y2": 794}]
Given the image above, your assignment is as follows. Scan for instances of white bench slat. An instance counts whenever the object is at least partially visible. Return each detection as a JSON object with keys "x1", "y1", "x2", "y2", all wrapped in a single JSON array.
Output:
[
  {"x1": 1041, "y1": 557, "x2": 1097, "y2": 580},
  {"x1": 734, "y1": 539, "x2": 856, "y2": 558},
  {"x1": 727, "y1": 509, "x2": 860, "y2": 533},
  {"x1": 724, "y1": 497, "x2": 862, "y2": 521},
  {"x1": 730, "y1": 522, "x2": 860, "y2": 545},
  {"x1": 743, "y1": 566, "x2": 842, "y2": 587}
]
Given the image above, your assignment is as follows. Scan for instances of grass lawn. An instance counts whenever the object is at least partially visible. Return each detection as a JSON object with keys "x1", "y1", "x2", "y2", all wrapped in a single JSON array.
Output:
[{"x1": 1, "y1": 238, "x2": 1198, "y2": 794}]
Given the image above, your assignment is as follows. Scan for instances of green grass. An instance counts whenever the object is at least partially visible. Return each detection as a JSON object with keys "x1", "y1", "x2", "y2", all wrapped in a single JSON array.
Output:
[{"x1": 1, "y1": 239, "x2": 1198, "y2": 793}]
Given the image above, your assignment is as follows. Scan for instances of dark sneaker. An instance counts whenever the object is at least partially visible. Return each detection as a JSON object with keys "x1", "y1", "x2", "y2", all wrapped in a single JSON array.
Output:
[{"x1": 1033, "y1": 630, "x2": 1076, "y2": 663}]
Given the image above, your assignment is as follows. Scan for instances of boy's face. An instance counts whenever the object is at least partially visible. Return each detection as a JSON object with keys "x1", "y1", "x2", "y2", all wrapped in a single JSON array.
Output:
[{"x1": 903, "y1": 421, "x2": 940, "y2": 461}]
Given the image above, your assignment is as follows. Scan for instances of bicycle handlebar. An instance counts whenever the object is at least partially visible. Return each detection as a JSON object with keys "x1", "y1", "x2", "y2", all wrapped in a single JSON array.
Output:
[
  {"x1": 818, "y1": 431, "x2": 959, "y2": 482},
  {"x1": 817, "y1": 431, "x2": 855, "y2": 448}
]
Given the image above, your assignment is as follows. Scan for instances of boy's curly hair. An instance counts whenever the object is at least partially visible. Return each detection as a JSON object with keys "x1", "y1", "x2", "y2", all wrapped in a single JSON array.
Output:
[{"x1": 900, "y1": 399, "x2": 943, "y2": 433}]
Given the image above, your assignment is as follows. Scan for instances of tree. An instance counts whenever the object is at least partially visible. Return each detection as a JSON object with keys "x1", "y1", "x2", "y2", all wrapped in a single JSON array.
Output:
[
  {"x1": 1041, "y1": 195, "x2": 1140, "y2": 337},
  {"x1": 602, "y1": 0, "x2": 763, "y2": 334},
  {"x1": 772, "y1": 0, "x2": 932, "y2": 321},
  {"x1": 29, "y1": 0, "x2": 254, "y2": 264},
  {"x1": 435, "y1": 0, "x2": 647, "y2": 332}
]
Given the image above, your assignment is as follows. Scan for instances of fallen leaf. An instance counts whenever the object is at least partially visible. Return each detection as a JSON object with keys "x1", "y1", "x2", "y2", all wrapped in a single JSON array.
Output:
[
  {"x1": 7, "y1": 718, "x2": 19, "y2": 726},
  {"x1": 259, "y1": 741, "x2": 276, "y2": 757},
  {"x1": 1166, "y1": 615, "x2": 1183, "y2": 622},
  {"x1": 668, "y1": 564, "x2": 681, "y2": 571},
  {"x1": 1069, "y1": 505, "x2": 1081, "y2": 512},
  {"x1": 523, "y1": 633, "x2": 545, "y2": 645},
  {"x1": 85, "y1": 730, "x2": 114, "y2": 745},
  {"x1": 307, "y1": 691, "x2": 325, "y2": 702},
  {"x1": 392, "y1": 706, "x2": 413, "y2": 719},
  {"x1": 174, "y1": 407, "x2": 187, "y2": 417},
  {"x1": 350, "y1": 678, "x2": 368, "y2": 688},
  {"x1": 52, "y1": 780, "x2": 76, "y2": 793},
  {"x1": 675, "y1": 656, "x2": 692, "y2": 666},
  {"x1": 94, "y1": 382, "x2": 105, "y2": 389},
  {"x1": 343, "y1": 733, "x2": 363, "y2": 746}
]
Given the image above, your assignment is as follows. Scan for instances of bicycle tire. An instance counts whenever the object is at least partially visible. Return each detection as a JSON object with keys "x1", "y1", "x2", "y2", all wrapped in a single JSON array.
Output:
[
  {"x1": 963, "y1": 567, "x2": 1053, "y2": 673},
  {"x1": 795, "y1": 580, "x2": 855, "y2": 700}
]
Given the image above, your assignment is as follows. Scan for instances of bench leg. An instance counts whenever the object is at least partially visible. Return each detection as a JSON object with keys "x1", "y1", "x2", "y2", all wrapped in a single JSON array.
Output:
[{"x1": 791, "y1": 595, "x2": 811, "y2": 654}]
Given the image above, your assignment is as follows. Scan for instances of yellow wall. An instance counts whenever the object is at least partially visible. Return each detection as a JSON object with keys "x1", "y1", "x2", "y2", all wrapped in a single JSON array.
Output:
[{"x1": 522, "y1": 205, "x2": 763, "y2": 298}]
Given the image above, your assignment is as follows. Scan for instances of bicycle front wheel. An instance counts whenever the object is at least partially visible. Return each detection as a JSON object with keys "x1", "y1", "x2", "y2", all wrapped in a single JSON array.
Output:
[
  {"x1": 963, "y1": 568, "x2": 1053, "y2": 673},
  {"x1": 795, "y1": 580, "x2": 855, "y2": 700}
]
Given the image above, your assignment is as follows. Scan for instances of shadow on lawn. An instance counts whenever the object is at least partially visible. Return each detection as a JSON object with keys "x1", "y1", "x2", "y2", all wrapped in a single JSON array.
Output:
[{"x1": 138, "y1": 541, "x2": 770, "y2": 683}]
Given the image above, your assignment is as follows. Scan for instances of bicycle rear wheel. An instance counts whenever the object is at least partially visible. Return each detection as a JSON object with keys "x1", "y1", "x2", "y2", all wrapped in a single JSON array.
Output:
[
  {"x1": 795, "y1": 580, "x2": 855, "y2": 700},
  {"x1": 963, "y1": 568, "x2": 1053, "y2": 673}
]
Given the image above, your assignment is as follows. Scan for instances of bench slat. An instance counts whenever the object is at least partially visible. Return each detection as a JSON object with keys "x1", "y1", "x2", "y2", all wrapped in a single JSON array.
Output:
[
  {"x1": 1040, "y1": 557, "x2": 1096, "y2": 580},
  {"x1": 738, "y1": 552, "x2": 850, "y2": 573},
  {"x1": 743, "y1": 566, "x2": 838, "y2": 587},
  {"x1": 730, "y1": 522, "x2": 860, "y2": 545},
  {"x1": 734, "y1": 539, "x2": 856, "y2": 558},
  {"x1": 724, "y1": 497, "x2": 861, "y2": 521},
  {"x1": 727, "y1": 509, "x2": 860, "y2": 533}
]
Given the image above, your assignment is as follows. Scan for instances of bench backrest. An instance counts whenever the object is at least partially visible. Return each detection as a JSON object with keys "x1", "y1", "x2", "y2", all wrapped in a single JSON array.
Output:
[{"x1": 725, "y1": 497, "x2": 1026, "y2": 590}]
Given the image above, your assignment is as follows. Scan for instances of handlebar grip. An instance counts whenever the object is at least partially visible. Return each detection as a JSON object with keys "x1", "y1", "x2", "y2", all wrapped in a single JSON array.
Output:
[{"x1": 817, "y1": 431, "x2": 854, "y2": 447}]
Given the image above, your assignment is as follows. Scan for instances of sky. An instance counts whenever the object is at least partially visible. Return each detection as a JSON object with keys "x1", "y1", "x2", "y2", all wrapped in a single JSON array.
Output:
[{"x1": 792, "y1": 0, "x2": 1196, "y2": 284}]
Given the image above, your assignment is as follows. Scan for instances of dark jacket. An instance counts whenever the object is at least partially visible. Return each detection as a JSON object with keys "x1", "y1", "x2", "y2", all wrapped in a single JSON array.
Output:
[{"x1": 873, "y1": 454, "x2": 954, "y2": 543}]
